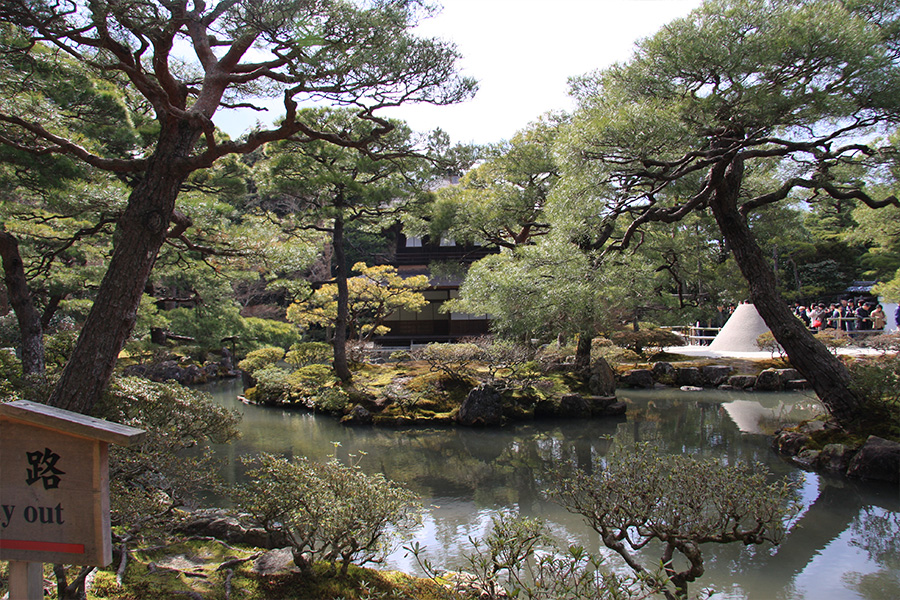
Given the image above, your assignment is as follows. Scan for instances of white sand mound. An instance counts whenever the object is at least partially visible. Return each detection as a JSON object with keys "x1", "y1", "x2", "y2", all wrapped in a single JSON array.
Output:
[{"x1": 708, "y1": 303, "x2": 771, "y2": 353}]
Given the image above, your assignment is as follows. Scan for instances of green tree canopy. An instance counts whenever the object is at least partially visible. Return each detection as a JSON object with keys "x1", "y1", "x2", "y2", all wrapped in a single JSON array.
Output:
[{"x1": 426, "y1": 114, "x2": 562, "y2": 248}]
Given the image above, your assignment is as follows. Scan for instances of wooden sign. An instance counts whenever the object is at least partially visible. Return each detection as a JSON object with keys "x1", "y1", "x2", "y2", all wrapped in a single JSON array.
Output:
[{"x1": 0, "y1": 400, "x2": 145, "y2": 566}]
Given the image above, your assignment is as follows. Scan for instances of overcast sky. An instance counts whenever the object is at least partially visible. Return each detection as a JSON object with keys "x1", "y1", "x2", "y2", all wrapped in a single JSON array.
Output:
[{"x1": 216, "y1": 0, "x2": 704, "y2": 145}]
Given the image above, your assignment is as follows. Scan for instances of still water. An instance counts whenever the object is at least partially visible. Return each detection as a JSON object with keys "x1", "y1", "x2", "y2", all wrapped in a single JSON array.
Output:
[{"x1": 202, "y1": 379, "x2": 900, "y2": 600}]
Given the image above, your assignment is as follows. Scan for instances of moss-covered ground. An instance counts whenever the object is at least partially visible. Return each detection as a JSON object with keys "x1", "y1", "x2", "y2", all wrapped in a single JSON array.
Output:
[{"x1": 0, "y1": 539, "x2": 461, "y2": 600}]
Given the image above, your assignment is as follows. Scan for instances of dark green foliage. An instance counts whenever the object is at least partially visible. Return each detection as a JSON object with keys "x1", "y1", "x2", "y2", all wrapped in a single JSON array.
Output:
[
  {"x1": 93, "y1": 377, "x2": 241, "y2": 536},
  {"x1": 849, "y1": 355, "x2": 900, "y2": 439},
  {"x1": 610, "y1": 327, "x2": 685, "y2": 357},
  {"x1": 243, "y1": 317, "x2": 305, "y2": 354}
]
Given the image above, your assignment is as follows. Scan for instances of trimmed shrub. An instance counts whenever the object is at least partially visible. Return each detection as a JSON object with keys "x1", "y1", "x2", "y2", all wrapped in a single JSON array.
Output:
[
  {"x1": 236, "y1": 453, "x2": 421, "y2": 575},
  {"x1": 313, "y1": 387, "x2": 351, "y2": 415},
  {"x1": 251, "y1": 365, "x2": 292, "y2": 405},
  {"x1": 417, "y1": 342, "x2": 483, "y2": 380},
  {"x1": 237, "y1": 346, "x2": 285, "y2": 376},
  {"x1": 286, "y1": 341, "x2": 332, "y2": 368}
]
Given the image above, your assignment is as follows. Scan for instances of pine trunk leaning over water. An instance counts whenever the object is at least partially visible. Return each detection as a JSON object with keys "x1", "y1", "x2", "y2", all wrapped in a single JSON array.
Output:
[{"x1": 709, "y1": 156, "x2": 863, "y2": 429}]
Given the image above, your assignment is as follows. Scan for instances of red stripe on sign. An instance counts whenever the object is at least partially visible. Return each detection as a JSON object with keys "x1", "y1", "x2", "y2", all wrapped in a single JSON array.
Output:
[{"x1": 0, "y1": 539, "x2": 85, "y2": 554}]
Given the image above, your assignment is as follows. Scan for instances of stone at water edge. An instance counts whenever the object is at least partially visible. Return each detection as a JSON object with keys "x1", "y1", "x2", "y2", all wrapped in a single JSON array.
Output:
[
  {"x1": 846, "y1": 436, "x2": 900, "y2": 483},
  {"x1": 458, "y1": 384, "x2": 503, "y2": 426}
]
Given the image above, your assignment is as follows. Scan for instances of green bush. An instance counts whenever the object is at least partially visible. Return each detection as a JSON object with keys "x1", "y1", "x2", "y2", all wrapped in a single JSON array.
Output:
[
  {"x1": 0, "y1": 350, "x2": 25, "y2": 400},
  {"x1": 236, "y1": 453, "x2": 421, "y2": 575},
  {"x1": 314, "y1": 387, "x2": 350, "y2": 415},
  {"x1": 237, "y1": 346, "x2": 285, "y2": 376},
  {"x1": 592, "y1": 338, "x2": 641, "y2": 365},
  {"x1": 43, "y1": 329, "x2": 80, "y2": 370},
  {"x1": 407, "y1": 511, "x2": 654, "y2": 600},
  {"x1": 864, "y1": 332, "x2": 900, "y2": 354},
  {"x1": 479, "y1": 339, "x2": 538, "y2": 387},
  {"x1": 756, "y1": 331, "x2": 784, "y2": 359},
  {"x1": 0, "y1": 313, "x2": 19, "y2": 347},
  {"x1": 287, "y1": 364, "x2": 338, "y2": 400},
  {"x1": 252, "y1": 364, "x2": 293, "y2": 405},
  {"x1": 165, "y1": 303, "x2": 246, "y2": 351},
  {"x1": 286, "y1": 341, "x2": 332, "y2": 368},
  {"x1": 550, "y1": 441, "x2": 800, "y2": 599}
]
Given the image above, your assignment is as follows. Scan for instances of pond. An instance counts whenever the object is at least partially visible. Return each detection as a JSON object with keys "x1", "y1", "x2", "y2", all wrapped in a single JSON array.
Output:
[{"x1": 202, "y1": 379, "x2": 900, "y2": 600}]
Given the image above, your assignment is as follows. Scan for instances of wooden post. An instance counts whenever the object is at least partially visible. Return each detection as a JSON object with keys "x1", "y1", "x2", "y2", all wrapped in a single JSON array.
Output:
[
  {"x1": 1, "y1": 400, "x2": 145, "y2": 599},
  {"x1": 8, "y1": 560, "x2": 43, "y2": 600}
]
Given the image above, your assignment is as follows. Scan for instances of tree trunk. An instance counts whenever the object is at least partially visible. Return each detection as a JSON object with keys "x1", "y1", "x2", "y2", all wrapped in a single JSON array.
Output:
[
  {"x1": 709, "y1": 156, "x2": 863, "y2": 429},
  {"x1": 574, "y1": 332, "x2": 593, "y2": 373},
  {"x1": 331, "y1": 211, "x2": 353, "y2": 382},
  {"x1": 0, "y1": 231, "x2": 45, "y2": 375},
  {"x1": 47, "y1": 124, "x2": 199, "y2": 414}
]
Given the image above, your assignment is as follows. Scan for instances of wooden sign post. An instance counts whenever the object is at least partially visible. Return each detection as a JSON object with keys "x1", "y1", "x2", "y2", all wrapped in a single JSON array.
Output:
[{"x1": 0, "y1": 400, "x2": 145, "y2": 599}]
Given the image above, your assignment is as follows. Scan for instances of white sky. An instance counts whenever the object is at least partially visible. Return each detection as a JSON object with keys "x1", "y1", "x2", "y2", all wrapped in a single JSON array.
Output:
[{"x1": 216, "y1": 0, "x2": 704, "y2": 145}]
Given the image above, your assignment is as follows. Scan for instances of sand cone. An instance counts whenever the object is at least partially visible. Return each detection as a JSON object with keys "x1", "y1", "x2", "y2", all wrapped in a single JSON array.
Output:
[{"x1": 708, "y1": 303, "x2": 771, "y2": 352}]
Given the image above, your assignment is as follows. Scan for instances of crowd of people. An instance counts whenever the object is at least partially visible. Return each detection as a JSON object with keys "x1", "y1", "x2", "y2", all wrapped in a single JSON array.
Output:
[{"x1": 792, "y1": 298, "x2": 892, "y2": 332}]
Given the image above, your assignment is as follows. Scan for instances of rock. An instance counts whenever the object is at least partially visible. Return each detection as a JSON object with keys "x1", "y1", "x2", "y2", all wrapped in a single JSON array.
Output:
[
  {"x1": 773, "y1": 430, "x2": 811, "y2": 455},
  {"x1": 589, "y1": 357, "x2": 617, "y2": 396},
  {"x1": 792, "y1": 449, "x2": 821, "y2": 469},
  {"x1": 701, "y1": 365, "x2": 733, "y2": 387},
  {"x1": 602, "y1": 401, "x2": 628, "y2": 416},
  {"x1": 176, "y1": 509, "x2": 282, "y2": 548},
  {"x1": 587, "y1": 396, "x2": 618, "y2": 415},
  {"x1": 727, "y1": 375, "x2": 757, "y2": 390},
  {"x1": 558, "y1": 394, "x2": 592, "y2": 418},
  {"x1": 220, "y1": 346, "x2": 235, "y2": 371},
  {"x1": 533, "y1": 397, "x2": 557, "y2": 418},
  {"x1": 797, "y1": 420, "x2": 827, "y2": 434},
  {"x1": 623, "y1": 369, "x2": 655, "y2": 389},
  {"x1": 680, "y1": 386, "x2": 703, "y2": 391},
  {"x1": 675, "y1": 367, "x2": 704, "y2": 387},
  {"x1": 253, "y1": 548, "x2": 300, "y2": 575},
  {"x1": 785, "y1": 379, "x2": 810, "y2": 390},
  {"x1": 458, "y1": 384, "x2": 503, "y2": 426},
  {"x1": 341, "y1": 404, "x2": 373, "y2": 426},
  {"x1": 651, "y1": 361, "x2": 676, "y2": 384},
  {"x1": 819, "y1": 443, "x2": 855, "y2": 474},
  {"x1": 755, "y1": 369, "x2": 784, "y2": 391},
  {"x1": 776, "y1": 368, "x2": 801, "y2": 382},
  {"x1": 846, "y1": 436, "x2": 900, "y2": 483}
]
